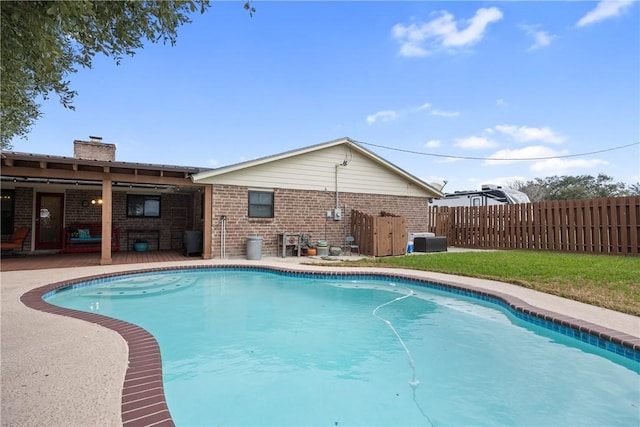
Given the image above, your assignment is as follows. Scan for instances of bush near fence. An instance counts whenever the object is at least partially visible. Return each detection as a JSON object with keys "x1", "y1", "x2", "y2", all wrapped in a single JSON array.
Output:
[{"x1": 427, "y1": 196, "x2": 639, "y2": 256}]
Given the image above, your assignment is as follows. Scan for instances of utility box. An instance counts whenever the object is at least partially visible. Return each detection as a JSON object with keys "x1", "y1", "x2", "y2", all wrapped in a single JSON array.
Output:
[{"x1": 413, "y1": 236, "x2": 447, "y2": 253}]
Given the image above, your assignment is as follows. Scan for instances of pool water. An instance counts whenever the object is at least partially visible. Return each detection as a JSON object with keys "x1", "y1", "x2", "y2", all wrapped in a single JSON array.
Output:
[{"x1": 47, "y1": 269, "x2": 640, "y2": 426}]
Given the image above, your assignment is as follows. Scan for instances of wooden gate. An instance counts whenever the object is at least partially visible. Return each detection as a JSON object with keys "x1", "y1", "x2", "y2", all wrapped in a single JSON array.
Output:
[{"x1": 351, "y1": 209, "x2": 407, "y2": 256}]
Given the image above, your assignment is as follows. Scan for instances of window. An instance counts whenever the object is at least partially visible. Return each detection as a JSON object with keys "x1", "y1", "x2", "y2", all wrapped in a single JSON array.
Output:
[
  {"x1": 248, "y1": 190, "x2": 274, "y2": 218},
  {"x1": 127, "y1": 195, "x2": 161, "y2": 218},
  {"x1": 1, "y1": 190, "x2": 15, "y2": 234}
]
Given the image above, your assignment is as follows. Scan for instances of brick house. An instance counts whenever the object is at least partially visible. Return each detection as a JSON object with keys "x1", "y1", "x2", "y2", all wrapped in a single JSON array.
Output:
[
  {"x1": 1, "y1": 137, "x2": 441, "y2": 261},
  {"x1": 191, "y1": 137, "x2": 442, "y2": 257}
]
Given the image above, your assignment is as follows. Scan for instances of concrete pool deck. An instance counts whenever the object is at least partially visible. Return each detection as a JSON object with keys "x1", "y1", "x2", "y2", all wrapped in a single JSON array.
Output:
[{"x1": 2, "y1": 256, "x2": 639, "y2": 426}]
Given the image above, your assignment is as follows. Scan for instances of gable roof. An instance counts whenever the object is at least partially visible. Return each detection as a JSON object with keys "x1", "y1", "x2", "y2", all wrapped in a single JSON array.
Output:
[{"x1": 191, "y1": 137, "x2": 442, "y2": 197}]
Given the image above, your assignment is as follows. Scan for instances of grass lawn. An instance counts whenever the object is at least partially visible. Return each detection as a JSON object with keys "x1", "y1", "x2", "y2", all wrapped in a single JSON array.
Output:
[{"x1": 341, "y1": 251, "x2": 640, "y2": 316}]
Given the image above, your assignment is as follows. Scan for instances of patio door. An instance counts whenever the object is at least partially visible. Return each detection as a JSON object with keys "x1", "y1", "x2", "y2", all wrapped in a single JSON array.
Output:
[{"x1": 35, "y1": 193, "x2": 64, "y2": 250}]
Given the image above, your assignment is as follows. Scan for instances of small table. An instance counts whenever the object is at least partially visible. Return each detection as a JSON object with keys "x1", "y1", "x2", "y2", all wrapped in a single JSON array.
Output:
[
  {"x1": 277, "y1": 233, "x2": 301, "y2": 257},
  {"x1": 127, "y1": 228, "x2": 161, "y2": 251}
]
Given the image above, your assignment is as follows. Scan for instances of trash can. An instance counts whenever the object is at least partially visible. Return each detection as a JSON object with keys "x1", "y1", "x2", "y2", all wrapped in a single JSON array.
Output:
[
  {"x1": 246, "y1": 236, "x2": 263, "y2": 260},
  {"x1": 183, "y1": 230, "x2": 203, "y2": 256}
]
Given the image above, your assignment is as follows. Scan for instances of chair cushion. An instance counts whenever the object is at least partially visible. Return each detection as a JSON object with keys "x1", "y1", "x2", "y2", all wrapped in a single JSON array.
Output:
[{"x1": 77, "y1": 229, "x2": 91, "y2": 238}]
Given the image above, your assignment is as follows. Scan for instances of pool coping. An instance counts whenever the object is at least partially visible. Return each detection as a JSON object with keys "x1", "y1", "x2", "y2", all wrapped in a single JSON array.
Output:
[{"x1": 18, "y1": 263, "x2": 640, "y2": 427}]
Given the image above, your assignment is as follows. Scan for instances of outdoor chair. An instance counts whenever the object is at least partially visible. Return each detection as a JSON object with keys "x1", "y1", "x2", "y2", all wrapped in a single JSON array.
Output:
[
  {"x1": 1, "y1": 227, "x2": 30, "y2": 254},
  {"x1": 344, "y1": 235, "x2": 359, "y2": 255}
]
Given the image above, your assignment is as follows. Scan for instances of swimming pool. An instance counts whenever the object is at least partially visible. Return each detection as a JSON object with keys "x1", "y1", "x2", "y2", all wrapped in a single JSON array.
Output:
[{"x1": 41, "y1": 267, "x2": 639, "y2": 426}]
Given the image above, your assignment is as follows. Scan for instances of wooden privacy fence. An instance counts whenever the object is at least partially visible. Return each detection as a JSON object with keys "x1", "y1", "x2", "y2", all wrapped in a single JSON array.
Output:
[
  {"x1": 351, "y1": 210, "x2": 407, "y2": 256},
  {"x1": 428, "y1": 196, "x2": 639, "y2": 256}
]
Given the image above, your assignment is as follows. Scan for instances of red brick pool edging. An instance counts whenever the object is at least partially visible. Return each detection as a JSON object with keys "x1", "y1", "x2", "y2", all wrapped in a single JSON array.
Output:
[{"x1": 20, "y1": 264, "x2": 640, "y2": 427}]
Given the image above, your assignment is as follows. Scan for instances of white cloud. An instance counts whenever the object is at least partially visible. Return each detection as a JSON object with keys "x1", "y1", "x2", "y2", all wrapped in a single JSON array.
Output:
[
  {"x1": 392, "y1": 7, "x2": 503, "y2": 57},
  {"x1": 424, "y1": 139, "x2": 441, "y2": 148},
  {"x1": 577, "y1": 0, "x2": 635, "y2": 27},
  {"x1": 436, "y1": 157, "x2": 462, "y2": 164},
  {"x1": 494, "y1": 124, "x2": 566, "y2": 144},
  {"x1": 431, "y1": 109, "x2": 460, "y2": 118},
  {"x1": 366, "y1": 110, "x2": 398, "y2": 124},
  {"x1": 367, "y1": 101, "x2": 457, "y2": 123},
  {"x1": 467, "y1": 175, "x2": 529, "y2": 190},
  {"x1": 454, "y1": 136, "x2": 498, "y2": 149},
  {"x1": 484, "y1": 146, "x2": 609, "y2": 174},
  {"x1": 530, "y1": 158, "x2": 609, "y2": 174},
  {"x1": 484, "y1": 145, "x2": 563, "y2": 165},
  {"x1": 496, "y1": 98, "x2": 506, "y2": 106},
  {"x1": 520, "y1": 24, "x2": 556, "y2": 50}
]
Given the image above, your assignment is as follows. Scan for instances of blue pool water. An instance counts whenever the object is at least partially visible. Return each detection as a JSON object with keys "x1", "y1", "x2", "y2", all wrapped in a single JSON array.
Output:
[{"x1": 47, "y1": 269, "x2": 639, "y2": 426}]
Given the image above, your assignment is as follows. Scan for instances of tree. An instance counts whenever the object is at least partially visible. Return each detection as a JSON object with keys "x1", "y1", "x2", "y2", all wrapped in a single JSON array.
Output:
[
  {"x1": 511, "y1": 174, "x2": 635, "y2": 201},
  {"x1": 0, "y1": 0, "x2": 211, "y2": 149},
  {"x1": 506, "y1": 179, "x2": 547, "y2": 202}
]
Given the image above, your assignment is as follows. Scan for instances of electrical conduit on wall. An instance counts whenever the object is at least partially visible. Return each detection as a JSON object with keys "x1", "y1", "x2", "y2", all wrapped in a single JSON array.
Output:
[{"x1": 220, "y1": 215, "x2": 226, "y2": 258}]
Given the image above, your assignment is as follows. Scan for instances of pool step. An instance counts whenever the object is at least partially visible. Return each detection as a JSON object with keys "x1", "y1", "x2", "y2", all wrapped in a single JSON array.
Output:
[{"x1": 80, "y1": 275, "x2": 197, "y2": 297}]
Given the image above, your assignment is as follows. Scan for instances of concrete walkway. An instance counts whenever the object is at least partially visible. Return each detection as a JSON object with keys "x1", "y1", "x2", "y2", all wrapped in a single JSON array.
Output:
[{"x1": 2, "y1": 257, "x2": 638, "y2": 426}]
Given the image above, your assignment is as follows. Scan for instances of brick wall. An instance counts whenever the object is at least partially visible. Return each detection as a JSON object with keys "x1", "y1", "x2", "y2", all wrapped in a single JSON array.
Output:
[
  {"x1": 13, "y1": 187, "x2": 34, "y2": 251},
  {"x1": 64, "y1": 190, "x2": 104, "y2": 223},
  {"x1": 73, "y1": 140, "x2": 116, "y2": 161},
  {"x1": 211, "y1": 185, "x2": 430, "y2": 258}
]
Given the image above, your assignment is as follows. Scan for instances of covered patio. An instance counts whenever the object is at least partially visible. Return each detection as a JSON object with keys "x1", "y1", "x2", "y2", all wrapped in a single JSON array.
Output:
[
  {"x1": 1, "y1": 138, "x2": 214, "y2": 264},
  {"x1": 0, "y1": 250, "x2": 203, "y2": 272}
]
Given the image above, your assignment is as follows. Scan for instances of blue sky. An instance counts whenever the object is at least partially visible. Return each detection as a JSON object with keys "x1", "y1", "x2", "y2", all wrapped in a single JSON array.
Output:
[{"x1": 11, "y1": 1, "x2": 640, "y2": 192}]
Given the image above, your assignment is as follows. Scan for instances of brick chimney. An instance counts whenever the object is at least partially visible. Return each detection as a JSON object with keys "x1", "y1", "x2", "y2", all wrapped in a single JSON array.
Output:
[{"x1": 73, "y1": 136, "x2": 116, "y2": 161}]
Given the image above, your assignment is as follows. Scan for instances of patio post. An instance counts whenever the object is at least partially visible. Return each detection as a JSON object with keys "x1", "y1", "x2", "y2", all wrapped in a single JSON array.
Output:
[
  {"x1": 202, "y1": 184, "x2": 213, "y2": 259},
  {"x1": 100, "y1": 175, "x2": 113, "y2": 265}
]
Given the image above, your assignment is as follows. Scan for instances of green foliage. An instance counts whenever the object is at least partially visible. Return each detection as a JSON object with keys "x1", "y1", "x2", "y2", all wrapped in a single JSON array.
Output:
[
  {"x1": 512, "y1": 174, "x2": 636, "y2": 201},
  {"x1": 243, "y1": 1, "x2": 256, "y2": 17},
  {"x1": 0, "y1": 0, "x2": 211, "y2": 149},
  {"x1": 352, "y1": 251, "x2": 640, "y2": 316}
]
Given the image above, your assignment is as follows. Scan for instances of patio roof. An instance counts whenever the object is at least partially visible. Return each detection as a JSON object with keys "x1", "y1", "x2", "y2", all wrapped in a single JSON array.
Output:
[{"x1": 1, "y1": 151, "x2": 209, "y2": 187}]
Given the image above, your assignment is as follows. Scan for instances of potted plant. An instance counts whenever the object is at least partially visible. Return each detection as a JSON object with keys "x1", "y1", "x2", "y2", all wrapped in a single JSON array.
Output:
[
  {"x1": 133, "y1": 239, "x2": 148, "y2": 252},
  {"x1": 300, "y1": 234, "x2": 316, "y2": 256},
  {"x1": 305, "y1": 242, "x2": 317, "y2": 256},
  {"x1": 316, "y1": 240, "x2": 329, "y2": 256},
  {"x1": 329, "y1": 245, "x2": 342, "y2": 256}
]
